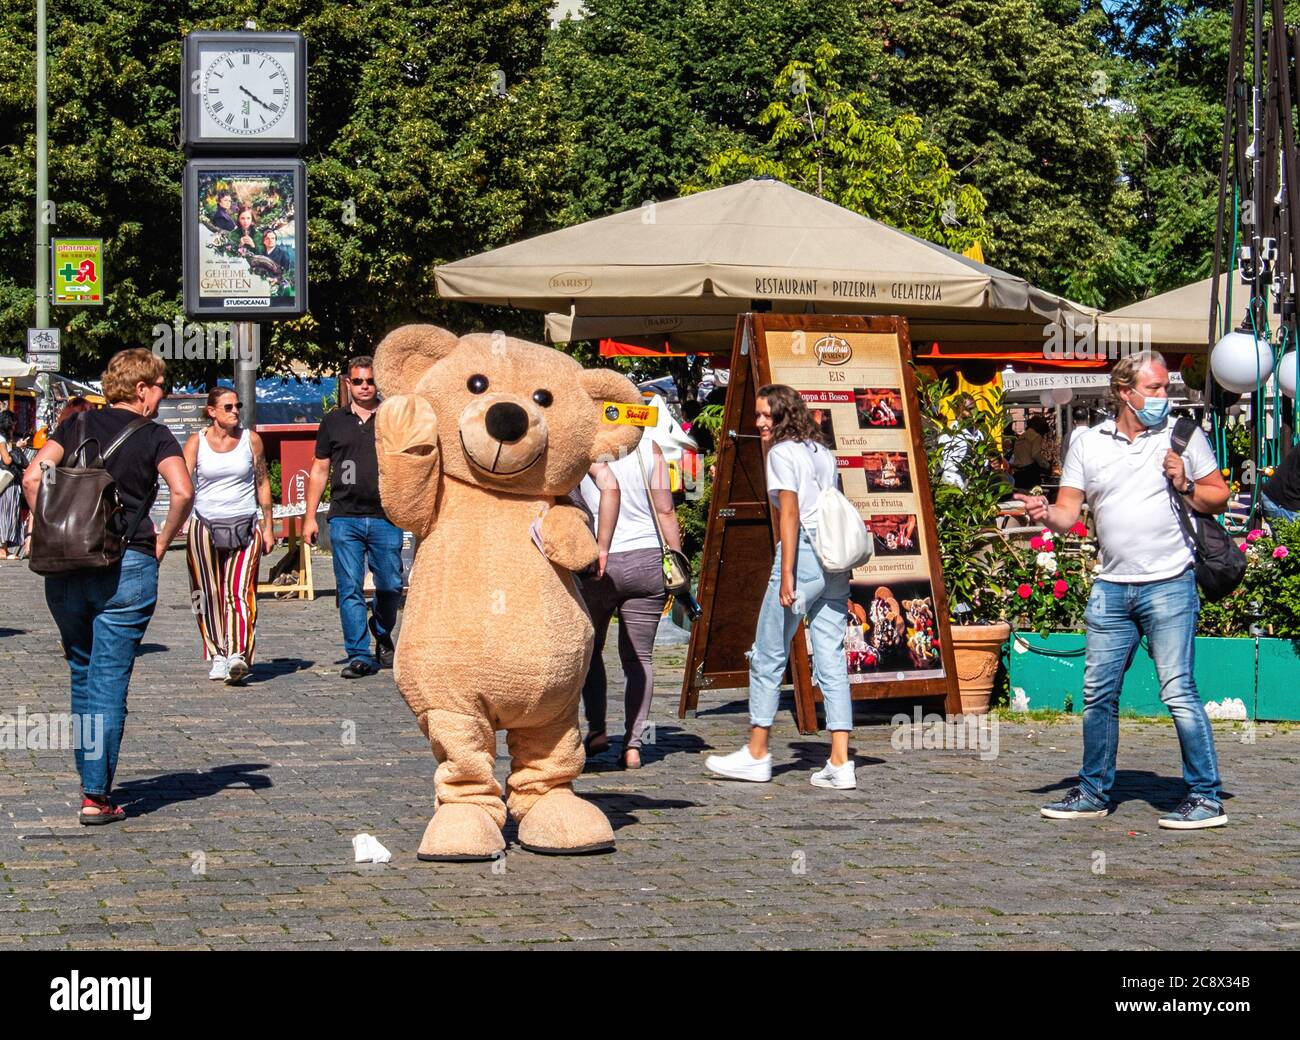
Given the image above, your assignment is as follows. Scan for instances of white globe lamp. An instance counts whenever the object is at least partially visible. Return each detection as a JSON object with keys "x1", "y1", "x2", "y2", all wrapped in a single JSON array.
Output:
[
  {"x1": 1210, "y1": 329, "x2": 1274, "y2": 393},
  {"x1": 1278, "y1": 350, "x2": 1298, "y2": 399}
]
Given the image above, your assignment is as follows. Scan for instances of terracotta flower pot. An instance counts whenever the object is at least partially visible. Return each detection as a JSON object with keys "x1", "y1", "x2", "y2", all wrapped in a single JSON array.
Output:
[{"x1": 950, "y1": 622, "x2": 1011, "y2": 715}]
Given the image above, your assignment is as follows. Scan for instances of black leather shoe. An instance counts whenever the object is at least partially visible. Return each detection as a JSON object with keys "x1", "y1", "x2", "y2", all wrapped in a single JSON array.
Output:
[
  {"x1": 341, "y1": 658, "x2": 379, "y2": 679},
  {"x1": 369, "y1": 616, "x2": 395, "y2": 668}
]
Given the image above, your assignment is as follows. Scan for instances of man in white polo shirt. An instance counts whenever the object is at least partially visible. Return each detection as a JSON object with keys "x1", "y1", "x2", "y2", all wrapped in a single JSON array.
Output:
[{"x1": 1016, "y1": 350, "x2": 1232, "y2": 830}]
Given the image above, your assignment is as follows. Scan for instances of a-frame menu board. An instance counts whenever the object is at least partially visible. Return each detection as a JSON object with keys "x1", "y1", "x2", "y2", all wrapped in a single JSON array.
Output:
[{"x1": 678, "y1": 313, "x2": 962, "y2": 733}]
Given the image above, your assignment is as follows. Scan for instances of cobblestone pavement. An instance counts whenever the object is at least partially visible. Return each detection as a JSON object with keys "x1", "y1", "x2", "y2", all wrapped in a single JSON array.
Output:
[{"x1": 0, "y1": 551, "x2": 1297, "y2": 951}]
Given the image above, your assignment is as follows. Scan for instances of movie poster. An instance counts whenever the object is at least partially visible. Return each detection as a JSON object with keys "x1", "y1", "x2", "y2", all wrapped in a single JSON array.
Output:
[
  {"x1": 184, "y1": 159, "x2": 305, "y2": 317},
  {"x1": 764, "y1": 329, "x2": 946, "y2": 684}
]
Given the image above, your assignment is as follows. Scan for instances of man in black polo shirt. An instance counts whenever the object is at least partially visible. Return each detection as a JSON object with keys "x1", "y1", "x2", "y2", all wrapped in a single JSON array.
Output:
[
  {"x1": 303, "y1": 357, "x2": 402, "y2": 678},
  {"x1": 1261, "y1": 446, "x2": 1300, "y2": 523}
]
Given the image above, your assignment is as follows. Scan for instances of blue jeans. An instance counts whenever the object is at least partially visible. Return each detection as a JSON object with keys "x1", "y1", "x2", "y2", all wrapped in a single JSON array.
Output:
[
  {"x1": 749, "y1": 529, "x2": 853, "y2": 731},
  {"x1": 328, "y1": 516, "x2": 403, "y2": 667},
  {"x1": 1260, "y1": 492, "x2": 1299, "y2": 523},
  {"x1": 44, "y1": 550, "x2": 159, "y2": 798},
  {"x1": 1079, "y1": 569, "x2": 1221, "y2": 803}
]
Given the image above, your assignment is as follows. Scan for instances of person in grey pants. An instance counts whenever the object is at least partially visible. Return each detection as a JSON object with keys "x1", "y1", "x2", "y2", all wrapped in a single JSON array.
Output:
[{"x1": 575, "y1": 439, "x2": 682, "y2": 769}]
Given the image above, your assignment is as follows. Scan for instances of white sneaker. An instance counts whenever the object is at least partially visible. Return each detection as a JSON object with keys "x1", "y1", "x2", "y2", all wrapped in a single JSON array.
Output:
[
  {"x1": 705, "y1": 746, "x2": 772, "y2": 782},
  {"x1": 810, "y1": 759, "x2": 857, "y2": 790},
  {"x1": 208, "y1": 656, "x2": 228, "y2": 681},
  {"x1": 225, "y1": 654, "x2": 249, "y2": 684}
]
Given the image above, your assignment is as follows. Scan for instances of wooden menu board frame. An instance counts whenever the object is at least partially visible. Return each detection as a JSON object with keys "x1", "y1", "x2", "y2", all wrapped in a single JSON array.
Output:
[{"x1": 678, "y1": 313, "x2": 962, "y2": 733}]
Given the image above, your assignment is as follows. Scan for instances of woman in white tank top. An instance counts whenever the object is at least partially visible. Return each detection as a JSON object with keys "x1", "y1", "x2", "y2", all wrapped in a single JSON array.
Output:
[
  {"x1": 182, "y1": 388, "x2": 275, "y2": 685},
  {"x1": 574, "y1": 438, "x2": 683, "y2": 769}
]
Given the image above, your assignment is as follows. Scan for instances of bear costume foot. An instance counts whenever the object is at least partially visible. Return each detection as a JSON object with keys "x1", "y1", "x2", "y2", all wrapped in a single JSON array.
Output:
[
  {"x1": 516, "y1": 788, "x2": 615, "y2": 855},
  {"x1": 416, "y1": 803, "x2": 506, "y2": 862}
]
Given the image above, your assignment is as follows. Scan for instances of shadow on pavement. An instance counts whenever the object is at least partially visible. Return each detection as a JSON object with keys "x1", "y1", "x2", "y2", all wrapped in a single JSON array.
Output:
[
  {"x1": 1030, "y1": 770, "x2": 1233, "y2": 812},
  {"x1": 113, "y1": 763, "x2": 272, "y2": 816},
  {"x1": 583, "y1": 792, "x2": 701, "y2": 831},
  {"x1": 772, "y1": 741, "x2": 887, "y2": 777},
  {"x1": 583, "y1": 724, "x2": 707, "y2": 773}
]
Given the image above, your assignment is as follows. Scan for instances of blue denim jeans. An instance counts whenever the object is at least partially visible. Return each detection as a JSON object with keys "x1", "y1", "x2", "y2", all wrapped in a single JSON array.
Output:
[
  {"x1": 1260, "y1": 492, "x2": 1299, "y2": 523},
  {"x1": 44, "y1": 550, "x2": 159, "y2": 798},
  {"x1": 328, "y1": 516, "x2": 403, "y2": 666},
  {"x1": 749, "y1": 529, "x2": 853, "y2": 731},
  {"x1": 1079, "y1": 569, "x2": 1221, "y2": 803}
]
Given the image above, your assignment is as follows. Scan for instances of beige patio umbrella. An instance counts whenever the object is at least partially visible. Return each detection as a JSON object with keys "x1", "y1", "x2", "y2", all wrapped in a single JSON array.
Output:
[
  {"x1": 1098, "y1": 270, "x2": 1244, "y2": 353},
  {"x1": 436, "y1": 178, "x2": 1096, "y2": 338}
]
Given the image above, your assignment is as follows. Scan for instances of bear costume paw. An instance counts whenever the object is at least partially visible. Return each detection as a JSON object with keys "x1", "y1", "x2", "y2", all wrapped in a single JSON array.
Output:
[
  {"x1": 516, "y1": 788, "x2": 615, "y2": 855},
  {"x1": 416, "y1": 803, "x2": 506, "y2": 863}
]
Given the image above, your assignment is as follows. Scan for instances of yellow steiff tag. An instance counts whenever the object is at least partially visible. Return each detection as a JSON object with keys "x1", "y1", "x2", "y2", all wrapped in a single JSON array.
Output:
[{"x1": 601, "y1": 401, "x2": 659, "y2": 427}]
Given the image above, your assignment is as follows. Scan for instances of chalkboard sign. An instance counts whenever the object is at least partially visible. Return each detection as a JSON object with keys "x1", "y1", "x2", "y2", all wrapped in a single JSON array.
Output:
[{"x1": 150, "y1": 395, "x2": 210, "y2": 534}]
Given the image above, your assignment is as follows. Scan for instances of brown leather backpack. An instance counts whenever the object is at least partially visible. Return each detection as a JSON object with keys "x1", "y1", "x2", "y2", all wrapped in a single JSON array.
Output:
[{"x1": 28, "y1": 414, "x2": 158, "y2": 575}]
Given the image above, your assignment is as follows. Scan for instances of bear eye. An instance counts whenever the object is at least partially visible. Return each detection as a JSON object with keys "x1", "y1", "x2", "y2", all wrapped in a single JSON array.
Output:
[
  {"x1": 467, "y1": 374, "x2": 489, "y2": 394},
  {"x1": 532, "y1": 389, "x2": 553, "y2": 408}
]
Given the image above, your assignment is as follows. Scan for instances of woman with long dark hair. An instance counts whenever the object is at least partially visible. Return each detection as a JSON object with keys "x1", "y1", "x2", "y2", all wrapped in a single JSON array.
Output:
[{"x1": 706, "y1": 385, "x2": 857, "y2": 789}]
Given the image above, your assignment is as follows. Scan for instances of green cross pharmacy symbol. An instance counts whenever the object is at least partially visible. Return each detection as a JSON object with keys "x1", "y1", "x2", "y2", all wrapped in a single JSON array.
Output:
[{"x1": 58, "y1": 262, "x2": 77, "y2": 281}]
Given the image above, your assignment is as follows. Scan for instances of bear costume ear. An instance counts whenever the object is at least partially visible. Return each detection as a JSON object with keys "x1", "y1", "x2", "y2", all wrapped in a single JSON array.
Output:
[
  {"x1": 580, "y1": 367, "x2": 644, "y2": 461},
  {"x1": 373, "y1": 324, "x2": 459, "y2": 397}
]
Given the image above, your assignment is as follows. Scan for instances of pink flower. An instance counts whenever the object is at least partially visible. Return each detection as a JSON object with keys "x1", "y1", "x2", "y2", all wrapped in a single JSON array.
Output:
[
  {"x1": 1017, "y1": 584, "x2": 1033, "y2": 599},
  {"x1": 1070, "y1": 521, "x2": 1088, "y2": 537},
  {"x1": 1053, "y1": 579, "x2": 1069, "y2": 599},
  {"x1": 1246, "y1": 529, "x2": 1264, "y2": 543},
  {"x1": 1239, "y1": 543, "x2": 1248, "y2": 552},
  {"x1": 1030, "y1": 535, "x2": 1045, "y2": 550},
  {"x1": 1274, "y1": 546, "x2": 1290, "y2": 559}
]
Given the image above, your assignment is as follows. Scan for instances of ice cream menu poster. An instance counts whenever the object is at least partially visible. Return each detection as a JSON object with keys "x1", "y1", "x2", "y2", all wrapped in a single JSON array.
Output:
[{"x1": 763, "y1": 328, "x2": 945, "y2": 684}]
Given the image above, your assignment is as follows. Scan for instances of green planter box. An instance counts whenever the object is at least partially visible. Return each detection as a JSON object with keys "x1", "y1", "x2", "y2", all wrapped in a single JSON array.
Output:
[{"x1": 1007, "y1": 633, "x2": 1297, "y2": 720}]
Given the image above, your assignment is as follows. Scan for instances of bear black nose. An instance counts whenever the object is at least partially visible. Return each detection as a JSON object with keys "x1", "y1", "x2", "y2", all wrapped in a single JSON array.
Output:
[{"x1": 485, "y1": 401, "x2": 530, "y2": 444}]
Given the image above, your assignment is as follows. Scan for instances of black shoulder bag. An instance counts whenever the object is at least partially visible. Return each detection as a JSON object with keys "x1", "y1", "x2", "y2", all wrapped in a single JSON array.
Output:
[{"x1": 1169, "y1": 417, "x2": 1246, "y2": 602}]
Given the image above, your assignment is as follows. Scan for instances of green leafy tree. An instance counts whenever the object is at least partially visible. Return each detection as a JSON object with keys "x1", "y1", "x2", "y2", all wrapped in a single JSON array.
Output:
[
  {"x1": 0, "y1": 1, "x2": 571, "y2": 382},
  {"x1": 869, "y1": 0, "x2": 1139, "y2": 306},
  {"x1": 694, "y1": 41, "x2": 989, "y2": 253}
]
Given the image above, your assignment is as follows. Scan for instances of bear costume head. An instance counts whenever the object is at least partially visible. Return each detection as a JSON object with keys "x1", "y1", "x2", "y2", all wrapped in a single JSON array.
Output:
[{"x1": 373, "y1": 324, "x2": 643, "y2": 861}]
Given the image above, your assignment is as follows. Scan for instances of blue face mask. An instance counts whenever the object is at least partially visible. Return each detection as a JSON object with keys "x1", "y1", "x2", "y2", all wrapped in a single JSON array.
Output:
[{"x1": 1127, "y1": 393, "x2": 1170, "y2": 427}]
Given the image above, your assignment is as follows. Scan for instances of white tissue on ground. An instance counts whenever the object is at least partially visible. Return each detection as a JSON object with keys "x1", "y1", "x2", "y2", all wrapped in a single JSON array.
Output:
[
  {"x1": 1010, "y1": 688, "x2": 1031, "y2": 712},
  {"x1": 352, "y1": 833, "x2": 392, "y2": 864},
  {"x1": 1204, "y1": 698, "x2": 1249, "y2": 721}
]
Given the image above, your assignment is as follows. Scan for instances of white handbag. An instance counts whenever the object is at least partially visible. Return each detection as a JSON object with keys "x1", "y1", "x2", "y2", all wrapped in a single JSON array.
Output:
[{"x1": 805, "y1": 457, "x2": 874, "y2": 572}]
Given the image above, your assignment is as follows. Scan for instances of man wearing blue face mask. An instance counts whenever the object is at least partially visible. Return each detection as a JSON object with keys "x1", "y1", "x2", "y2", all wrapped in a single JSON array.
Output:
[{"x1": 1015, "y1": 351, "x2": 1232, "y2": 830}]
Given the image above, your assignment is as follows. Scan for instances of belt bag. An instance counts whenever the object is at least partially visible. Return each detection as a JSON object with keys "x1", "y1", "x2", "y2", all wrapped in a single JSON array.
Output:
[
  {"x1": 636, "y1": 448, "x2": 691, "y2": 596},
  {"x1": 200, "y1": 512, "x2": 258, "y2": 551},
  {"x1": 1170, "y1": 417, "x2": 1246, "y2": 602}
]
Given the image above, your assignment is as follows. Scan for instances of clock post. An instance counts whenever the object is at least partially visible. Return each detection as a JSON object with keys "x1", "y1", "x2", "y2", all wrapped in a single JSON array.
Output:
[{"x1": 180, "y1": 22, "x2": 308, "y2": 426}]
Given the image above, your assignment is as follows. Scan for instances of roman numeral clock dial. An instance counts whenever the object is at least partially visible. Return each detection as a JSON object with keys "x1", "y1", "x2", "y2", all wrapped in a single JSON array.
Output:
[{"x1": 200, "y1": 48, "x2": 293, "y2": 137}]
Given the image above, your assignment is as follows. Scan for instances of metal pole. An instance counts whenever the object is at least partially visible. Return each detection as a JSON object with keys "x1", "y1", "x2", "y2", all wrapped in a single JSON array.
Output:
[
  {"x1": 35, "y1": 0, "x2": 49, "y2": 329},
  {"x1": 235, "y1": 321, "x2": 258, "y2": 428}
]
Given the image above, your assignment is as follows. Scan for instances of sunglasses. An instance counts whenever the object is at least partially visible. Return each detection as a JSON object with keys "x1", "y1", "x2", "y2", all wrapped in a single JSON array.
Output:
[
  {"x1": 220, "y1": 402, "x2": 244, "y2": 412},
  {"x1": 349, "y1": 377, "x2": 376, "y2": 387}
]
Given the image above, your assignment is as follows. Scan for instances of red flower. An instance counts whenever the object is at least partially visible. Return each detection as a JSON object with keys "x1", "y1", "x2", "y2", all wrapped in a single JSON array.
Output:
[
  {"x1": 1030, "y1": 535, "x2": 1045, "y2": 550},
  {"x1": 1017, "y1": 584, "x2": 1033, "y2": 599},
  {"x1": 1053, "y1": 579, "x2": 1069, "y2": 599},
  {"x1": 1070, "y1": 521, "x2": 1088, "y2": 537}
]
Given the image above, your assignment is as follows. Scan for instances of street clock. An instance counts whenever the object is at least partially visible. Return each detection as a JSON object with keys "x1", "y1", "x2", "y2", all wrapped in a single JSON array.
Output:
[{"x1": 182, "y1": 31, "x2": 306, "y2": 152}]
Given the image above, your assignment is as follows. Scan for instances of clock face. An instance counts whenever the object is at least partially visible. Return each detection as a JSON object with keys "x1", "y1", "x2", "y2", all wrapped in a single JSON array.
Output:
[{"x1": 199, "y1": 46, "x2": 296, "y2": 139}]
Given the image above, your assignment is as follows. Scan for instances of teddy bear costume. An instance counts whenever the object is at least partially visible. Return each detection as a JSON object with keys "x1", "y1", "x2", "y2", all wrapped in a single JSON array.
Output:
[{"x1": 373, "y1": 324, "x2": 643, "y2": 860}]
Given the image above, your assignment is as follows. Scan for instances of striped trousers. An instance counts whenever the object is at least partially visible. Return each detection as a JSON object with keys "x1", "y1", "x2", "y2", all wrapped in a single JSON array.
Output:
[{"x1": 186, "y1": 515, "x2": 261, "y2": 663}]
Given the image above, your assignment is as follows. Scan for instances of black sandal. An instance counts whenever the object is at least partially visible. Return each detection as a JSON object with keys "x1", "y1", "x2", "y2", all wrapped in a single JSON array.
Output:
[{"x1": 584, "y1": 731, "x2": 610, "y2": 757}]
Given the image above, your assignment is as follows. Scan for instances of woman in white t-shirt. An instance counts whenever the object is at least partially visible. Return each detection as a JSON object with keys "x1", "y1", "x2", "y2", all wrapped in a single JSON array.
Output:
[{"x1": 705, "y1": 384, "x2": 856, "y2": 790}]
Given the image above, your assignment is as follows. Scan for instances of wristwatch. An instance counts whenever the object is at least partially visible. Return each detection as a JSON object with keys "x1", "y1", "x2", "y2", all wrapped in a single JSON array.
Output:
[{"x1": 1180, "y1": 478, "x2": 1196, "y2": 497}]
